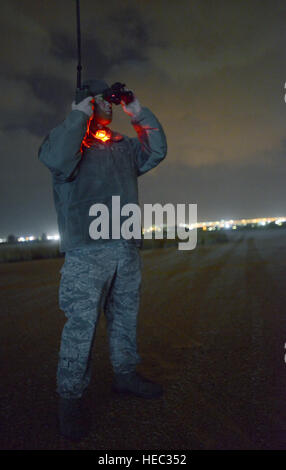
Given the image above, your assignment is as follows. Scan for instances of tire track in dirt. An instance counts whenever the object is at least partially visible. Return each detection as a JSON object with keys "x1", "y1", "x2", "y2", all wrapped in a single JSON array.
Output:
[
  {"x1": 245, "y1": 236, "x2": 286, "y2": 449},
  {"x1": 3, "y1": 233, "x2": 284, "y2": 449},
  {"x1": 166, "y1": 234, "x2": 255, "y2": 449},
  {"x1": 137, "y1": 235, "x2": 254, "y2": 449},
  {"x1": 151, "y1": 235, "x2": 245, "y2": 345}
]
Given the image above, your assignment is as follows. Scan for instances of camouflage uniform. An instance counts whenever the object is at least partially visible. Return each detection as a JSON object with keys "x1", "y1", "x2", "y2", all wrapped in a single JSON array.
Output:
[
  {"x1": 57, "y1": 240, "x2": 142, "y2": 399},
  {"x1": 38, "y1": 84, "x2": 167, "y2": 403}
]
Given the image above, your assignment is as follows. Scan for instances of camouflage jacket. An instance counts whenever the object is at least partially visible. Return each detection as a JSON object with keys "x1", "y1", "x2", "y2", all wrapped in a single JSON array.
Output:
[{"x1": 38, "y1": 106, "x2": 167, "y2": 252}]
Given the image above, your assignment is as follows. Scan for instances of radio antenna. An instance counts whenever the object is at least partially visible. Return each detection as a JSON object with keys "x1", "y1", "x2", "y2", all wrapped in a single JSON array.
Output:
[{"x1": 76, "y1": 0, "x2": 82, "y2": 90}]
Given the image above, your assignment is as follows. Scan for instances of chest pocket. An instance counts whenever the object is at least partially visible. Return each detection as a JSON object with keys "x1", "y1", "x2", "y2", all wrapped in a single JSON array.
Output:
[{"x1": 112, "y1": 141, "x2": 135, "y2": 172}]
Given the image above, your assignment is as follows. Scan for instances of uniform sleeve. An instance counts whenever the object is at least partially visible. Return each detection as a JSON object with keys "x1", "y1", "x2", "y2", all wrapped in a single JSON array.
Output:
[
  {"x1": 38, "y1": 110, "x2": 89, "y2": 180},
  {"x1": 128, "y1": 107, "x2": 167, "y2": 177}
]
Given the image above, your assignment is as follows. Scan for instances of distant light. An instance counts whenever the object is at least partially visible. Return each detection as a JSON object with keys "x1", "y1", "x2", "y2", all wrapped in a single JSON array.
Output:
[
  {"x1": 47, "y1": 234, "x2": 60, "y2": 240},
  {"x1": 13, "y1": 216, "x2": 285, "y2": 245},
  {"x1": 275, "y1": 219, "x2": 285, "y2": 226},
  {"x1": 143, "y1": 226, "x2": 162, "y2": 233}
]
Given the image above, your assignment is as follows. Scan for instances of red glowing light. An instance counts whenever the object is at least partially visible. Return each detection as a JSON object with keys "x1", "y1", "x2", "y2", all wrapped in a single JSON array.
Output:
[
  {"x1": 80, "y1": 116, "x2": 111, "y2": 152},
  {"x1": 94, "y1": 129, "x2": 111, "y2": 142}
]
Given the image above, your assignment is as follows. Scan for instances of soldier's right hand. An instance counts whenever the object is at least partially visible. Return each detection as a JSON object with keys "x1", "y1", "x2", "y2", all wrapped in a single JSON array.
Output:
[{"x1": 72, "y1": 96, "x2": 94, "y2": 117}]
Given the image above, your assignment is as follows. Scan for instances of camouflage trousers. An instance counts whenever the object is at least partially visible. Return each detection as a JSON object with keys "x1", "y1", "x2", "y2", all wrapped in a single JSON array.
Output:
[{"x1": 57, "y1": 240, "x2": 142, "y2": 399}]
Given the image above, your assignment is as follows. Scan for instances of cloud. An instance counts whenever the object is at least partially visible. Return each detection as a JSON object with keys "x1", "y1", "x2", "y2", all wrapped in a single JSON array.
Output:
[
  {"x1": 1, "y1": 0, "x2": 286, "y2": 234},
  {"x1": 138, "y1": 155, "x2": 286, "y2": 221},
  {"x1": 0, "y1": 127, "x2": 54, "y2": 236}
]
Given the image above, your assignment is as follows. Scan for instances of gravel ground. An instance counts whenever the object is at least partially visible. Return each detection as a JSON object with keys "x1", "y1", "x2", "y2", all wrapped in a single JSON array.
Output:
[{"x1": 1, "y1": 228, "x2": 286, "y2": 450}]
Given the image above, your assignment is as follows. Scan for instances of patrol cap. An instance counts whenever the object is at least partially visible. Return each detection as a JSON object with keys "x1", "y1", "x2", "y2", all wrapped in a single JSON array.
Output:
[{"x1": 82, "y1": 79, "x2": 109, "y2": 96}]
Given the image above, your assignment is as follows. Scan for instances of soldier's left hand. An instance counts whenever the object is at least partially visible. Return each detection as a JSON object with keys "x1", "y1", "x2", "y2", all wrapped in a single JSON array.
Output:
[{"x1": 121, "y1": 87, "x2": 142, "y2": 119}]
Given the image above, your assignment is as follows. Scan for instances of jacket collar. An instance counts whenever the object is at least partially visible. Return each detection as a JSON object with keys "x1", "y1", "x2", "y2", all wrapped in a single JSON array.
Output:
[{"x1": 110, "y1": 130, "x2": 124, "y2": 142}]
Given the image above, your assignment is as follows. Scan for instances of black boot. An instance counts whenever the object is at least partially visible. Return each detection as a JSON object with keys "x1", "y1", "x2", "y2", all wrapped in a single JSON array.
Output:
[
  {"x1": 58, "y1": 397, "x2": 90, "y2": 441},
  {"x1": 112, "y1": 371, "x2": 163, "y2": 399}
]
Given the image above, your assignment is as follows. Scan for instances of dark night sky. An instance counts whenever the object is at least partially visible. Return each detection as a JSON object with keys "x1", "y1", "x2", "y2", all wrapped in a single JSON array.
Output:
[{"x1": 1, "y1": 0, "x2": 286, "y2": 238}]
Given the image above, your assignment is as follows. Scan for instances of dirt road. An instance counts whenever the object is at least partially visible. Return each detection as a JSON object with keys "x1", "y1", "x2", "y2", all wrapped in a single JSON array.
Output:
[{"x1": 1, "y1": 228, "x2": 286, "y2": 450}]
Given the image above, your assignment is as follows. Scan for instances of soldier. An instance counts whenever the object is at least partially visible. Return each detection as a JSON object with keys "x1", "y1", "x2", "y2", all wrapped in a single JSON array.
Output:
[{"x1": 38, "y1": 79, "x2": 167, "y2": 440}]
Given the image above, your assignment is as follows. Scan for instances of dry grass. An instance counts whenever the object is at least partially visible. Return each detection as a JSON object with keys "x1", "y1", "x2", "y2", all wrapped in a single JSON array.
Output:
[{"x1": 0, "y1": 230, "x2": 229, "y2": 263}]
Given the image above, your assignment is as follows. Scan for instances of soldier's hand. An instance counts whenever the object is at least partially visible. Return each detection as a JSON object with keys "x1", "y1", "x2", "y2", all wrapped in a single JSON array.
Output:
[
  {"x1": 72, "y1": 96, "x2": 94, "y2": 117},
  {"x1": 121, "y1": 88, "x2": 142, "y2": 119}
]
